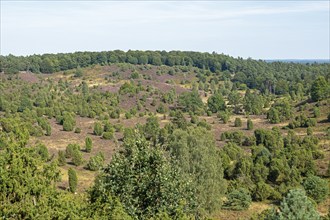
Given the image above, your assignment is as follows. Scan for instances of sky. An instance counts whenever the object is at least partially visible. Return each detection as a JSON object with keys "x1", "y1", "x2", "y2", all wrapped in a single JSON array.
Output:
[{"x1": 0, "y1": 1, "x2": 329, "y2": 59}]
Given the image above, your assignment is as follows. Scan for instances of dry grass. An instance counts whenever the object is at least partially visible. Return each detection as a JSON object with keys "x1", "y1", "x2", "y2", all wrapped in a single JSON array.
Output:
[{"x1": 213, "y1": 202, "x2": 271, "y2": 220}]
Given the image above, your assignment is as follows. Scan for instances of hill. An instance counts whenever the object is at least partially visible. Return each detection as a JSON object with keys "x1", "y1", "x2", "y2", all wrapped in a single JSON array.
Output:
[{"x1": 0, "y1": 51, "x2": 329, "y2": 219}]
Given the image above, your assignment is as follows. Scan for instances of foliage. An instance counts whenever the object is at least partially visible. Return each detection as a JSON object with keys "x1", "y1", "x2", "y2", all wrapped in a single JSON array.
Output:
[
  {"x1": 247, "y1": 118, "x2": 253, "y2": 130},
  {"x1": 90, "y1": 130, "x2": 195, "y2": 219},
  {"x1": 58, "y1": 150, "x2": 66, "y2": 166},
  {"x1": 72, "y1": 148, "x2": 83, "y2": 166},
  {"x1": 178, "y1": 91, "x2": 204, "y2": 114},
  {"x1": 234, "y1": 117, "x2": 242, "y2": 127},
  {"x1": 65, "y1": 143, "x2": 80, "y2": 158},
  {"x1": 207, "y1": 93, "x2": 226, "y2": 113},
  {"x1": 303, "y1": 175, "x2": 329, "y2": 203},
  {"x1": 223, "y1": 188, "x2": 252, "y2": 210},
  {"x1": 86, "y1": 152, "x2": 105, "y2": 171},
  {"x1": 103, "y1": 131, "x2": 114, "y2": 140},
  {"x1": 168, "y1": 127, "x2": 226, "y2": 214},
  {"x1": 68, "y1": 168, "x2": 77, "y2": 193},
  {"x1": 62, "y1": 112, "x2": 76, "y2": 131},
  {"x1": 311, "y1": 76, "x2": 329, "y2": 102},
  {"x1": 94, "y1": 122, "x2": 103, "y2": 136},
  {"x1": 85, "y1": 136, "x2": 93, "y2": 153},
  {"x1": 265, "y1": 189, "x2": 320, "y2": 220}
]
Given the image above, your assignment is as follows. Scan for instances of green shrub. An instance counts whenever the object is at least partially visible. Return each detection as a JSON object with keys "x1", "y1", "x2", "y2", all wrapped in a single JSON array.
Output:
[
  {"x1": 72, "y1": 148, "x2": 83, "y2": 166},
  {"x1": 234, "y1": 118, "x2": 242, "y2": 127},
  {"x1": 36, "y1": 144, "x2": 49, "y2": 161},
  {"x1": 103, "y1": 131, "x2": 114, "y2": 140},
  {"x1": 247, "y1": 119, "x2": 253, "y2": 130},
  {"x1": 94, "y1": 122, "x2": 103, "y2": 136},
  {"x1": 265, "y1": 189, "x2": 320, "y2": 220},
  {"x1": 224, "y1": 188, "x2": 252, "y2": 210},
  {"x1": 84, "y1": 137, "x2": 92, "y2": 153},
  {"x1": 68, "y1": 168, "x2": 77, "y2": 193},
  {"x1": 86, "y1": 153, "x2": 105, "y2": 171},
  {"x1": 74, "y1": 127, "x2": 81, "y2": 133},
  {"x1": 58, "y1": 150, "x2": 66, "y2": 166},
  {"x1": 313, "y1": 107, "x2": 320, "y2": 118},
  {"x1": 303, "y1": 175, "x2": 329, "y2": 203},
  {"x1": 65, "y1": 144, "x2": 80, "y2": 158}
]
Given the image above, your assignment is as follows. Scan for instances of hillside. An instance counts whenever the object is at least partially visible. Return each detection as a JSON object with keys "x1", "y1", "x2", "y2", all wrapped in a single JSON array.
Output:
[{"x1": 0, "y1": 52, "x2": 329, "y2": 219}]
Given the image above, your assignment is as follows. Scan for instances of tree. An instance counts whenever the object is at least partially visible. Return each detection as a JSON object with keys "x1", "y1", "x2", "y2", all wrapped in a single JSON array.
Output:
[
  {"x1": 62, "y1": 112, "x2": 75, "y2": 131},
  {"x1": 93, "y1": 122, "x2": 103, "y2": 136},
  {"x1": 168, "y1": 127, "x2": 226, "y2": 214},
  {"x1": 223, "y1": 188, "x2": 252, "y2": 210},
  {"x1": 68, "y1": 168, "x2": 78, "y2": 193},
  {"x1": 303, "y1": 175, "x2": 329, "y2": 203},
  {"x1": 86, "y1": 152, "x2": 105, "y2": 171},
  {"x1": 178, "y1": 91, "x2": 204, "y2": 114},
  {"x1": 85, "y1": 136, "x2": 93, "y2": 153},
  {"x1": 266, "y1": 189, "x2": 320, "y2": 220},
  {"x1": 72, "y1": 148, "x2": 83, "y2": 166},
  {"x1": 311, "y1": 76, "x2": 328, "y2": 102},
  {"x1": 102, "y1": 131, "x2": 114, "y2": 140},
  {"x1": 267, "y1": 107, "x2": 280, "y2": 124},
  {"x1": 234, "y1": 117, "x2": 242, "y2": 127},
  {"x1": 207, "y1": 93, "x2": 226, "y2": 113},
  {"x1": 247, "y1": 119, "x2": 253, "y2": 130},
  {"x1": 228, "y1": 91, "x2": 241, "y2": 114},
  {"x1": 58, "y1": 150, "x2": 66, "y2": 166},
  {"x1": 65, "y1": 143, "x2": 80, "y2": 158},
  {"x1": 143, "y1": 116, "x2": 160, "y2": 141},
  {"x1": 218, "y1": 111, "x2": 230, "y2": 124},
  {"x1": 90, "y1": 131, "x2": 195, "y2": 219}
]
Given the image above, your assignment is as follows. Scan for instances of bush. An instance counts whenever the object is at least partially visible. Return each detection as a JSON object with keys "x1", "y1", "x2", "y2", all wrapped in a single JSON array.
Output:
[
  {"x1": 74, "y1": 127, "x2": 81, "y2": 133},
  {"x1": 72, "y1": 148, "x2": 83, "y2": 166},
  {"x1": 125, "y1": 112, "x2": 132, "y2": 119},
  {"x1": 68, "y1": 168, "x2": 77, "y2": 193},
  {"x1": 303, "y1": 175, "x2": 329, "y2": 203},
  {"x1": 234, "y1": 118, "x2": 242, "y2": 127},
  {"x1": 36, "y1": 144, "x2": 49, "y2": 161},
  {"x1": 218, "y1": 111, "x2": 230, "y2": 124},
  {"x1": 224, "y1": 188, "x2": 252, "y2": 210},
  {"x1": 58, "y1": 150, "x2": 66, "y2": 166},
  {"x1": 103, "y1": 131, "x2": 114, "y2": 140},
  {"x1": 313, "y1": 107, "x2": 320, "y2": 118},
  {"x1": 94, "y1": 122, "x2": 103, "y2": 136},
  {"x1": 265, "y1": 189, "x2": 320, "y2": 220},
  {"x1": 85, "y1": 136, "x2": 93, "y2": 153},
  {"x1": 247, "y1": 119, "x2": 253, "y2": 130},
  {"x1": 86, "y1": 153, "x2": 105, "y2": 171},
  {"x1": 62, "y1": 112, "x2": 75, "y2": 131},
  {"x1": 307, "y1": 127, "x2": 313, "y2": 136},
  {"x1": 65, "y1": 144, "x2": 80, "y2": 158}
]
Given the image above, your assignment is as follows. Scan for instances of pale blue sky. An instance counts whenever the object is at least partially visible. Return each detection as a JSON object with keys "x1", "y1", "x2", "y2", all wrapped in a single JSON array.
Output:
[{"x1": 1, "y1": 1, "x2": 329, "y2": 59}]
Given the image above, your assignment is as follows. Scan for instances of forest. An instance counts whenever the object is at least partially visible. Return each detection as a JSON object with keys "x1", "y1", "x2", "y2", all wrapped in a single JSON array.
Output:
[{"x1": 0, "y1": 50, "x2": 329, "y2": 219}]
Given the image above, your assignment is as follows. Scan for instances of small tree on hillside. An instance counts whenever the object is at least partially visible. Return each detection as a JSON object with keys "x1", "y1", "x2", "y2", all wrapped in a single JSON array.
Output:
[
  {"x1": 94, "y1": 122, "x2": 103, "y2": 136},
  {"x1": 85, "y1": 136, "x2": 92, "y2": 153},
  {"x1": 224, "y1": 188, "x2": 252, "y2": 211},
  {"x1": 303, "y1": 175, "x2": 329, "y2": 203},
  {"x1": 247, "y1": 119, "x2": 253, "y2": 130},
  {"x1": 72, "y1": 148, "x2": 83, "y2": 166},
  {"x1": 266, "y1": 189, "x2": 320, "y2": 220},
  {"x1": 58, "y1": 150, "x2": 66, "y2": 166},
  {"x1": 234, "y1": 118, "x2": 242, "y2": 127},
  {"x1": 68, "y1": 168, "x2": 78, "y2": 193}
]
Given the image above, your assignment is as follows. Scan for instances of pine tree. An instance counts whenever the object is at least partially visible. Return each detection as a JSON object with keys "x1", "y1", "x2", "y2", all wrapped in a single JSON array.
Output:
[
  {"x1": 247, "y1": 118, "x2": 254, "y2": 130},
  {"x1": 68, "y1": 168, "x2": 78, "y2": 193},
  {"x1": 85, "y1": 136, "x2": 92, "y2": 153},
  {"x1": 58, "y1": 150, "x2": 66, "y2": 166},
  {"x1": 72, "y1": 148, "x2": 83, "y2": 166}
]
